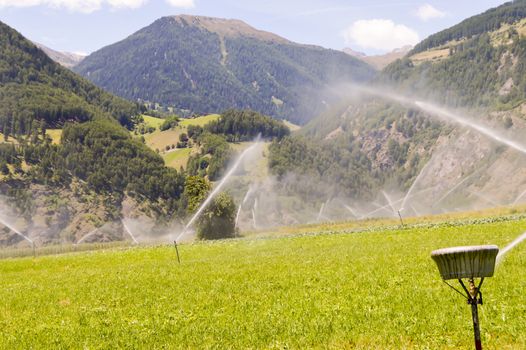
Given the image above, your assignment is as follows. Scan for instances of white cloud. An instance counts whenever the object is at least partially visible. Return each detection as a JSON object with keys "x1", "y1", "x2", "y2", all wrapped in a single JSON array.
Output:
[
  {"x1": 342, "y1": 19, "x2": 419, "y2": 52},
  {"x1": 0, "y1": 0, "x2": 148, "y2": 13},
  {"x1": 415, "y1": 4, "x2": 446, "y2": 21},
  {"x1": 108, "y1": 0, "x2": 147, "y2": 9},
  {"x1": 165, "y1": 0, "x2": 194, "y2": 8}
]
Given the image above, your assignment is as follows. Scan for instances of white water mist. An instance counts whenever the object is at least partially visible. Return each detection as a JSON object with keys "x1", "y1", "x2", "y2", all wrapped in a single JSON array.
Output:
[
  {"x1": 496, "y1": 231, "x2": 526, "y2": 265},
  {"x1": 122, "y1": 219, "x2": 139, "y2": 244},
  {"x1": 176, "y1": 137, "x2": 262, "y2": 241}
]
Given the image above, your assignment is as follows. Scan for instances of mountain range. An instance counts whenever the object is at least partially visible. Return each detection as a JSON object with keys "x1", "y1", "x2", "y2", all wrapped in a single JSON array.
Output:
[
  {"x1": 271, "y1": 0, "x2": 526, "y2": 210},
  {"x1": 343, "y1": 46, "x2": 412, "y2": 70},
  {"x1": 33, "y1": 42, "x2": 85, "y2": 68},
  {"x1": 74, "y1": 15, "x2": 375, "y2": 124}
]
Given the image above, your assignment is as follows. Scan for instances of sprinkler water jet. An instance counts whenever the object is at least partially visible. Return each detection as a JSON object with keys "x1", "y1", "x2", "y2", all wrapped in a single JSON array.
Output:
[{"x1": 176, "y1": 137, "x2": 262, "y2": 242}]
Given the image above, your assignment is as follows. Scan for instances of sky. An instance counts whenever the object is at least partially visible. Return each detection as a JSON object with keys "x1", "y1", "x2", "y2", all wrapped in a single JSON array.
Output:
[{"x1": 0, "y1": 0, "x2": 508, "y2": 56}]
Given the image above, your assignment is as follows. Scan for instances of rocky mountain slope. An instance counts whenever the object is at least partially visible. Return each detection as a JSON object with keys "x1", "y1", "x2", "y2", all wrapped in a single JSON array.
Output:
[
  {"x1": 269, "y1": 1, "x2": 526, "y2": 213},
  {"x1": 343, "y1": 46, "x2": 412, "y2": 70},
  {"x1": 33, "y1": 42, "x2": 85, "y2": 68},
  {"x1": 74, "y1": 15, "x2": 376, "y2": 125}
]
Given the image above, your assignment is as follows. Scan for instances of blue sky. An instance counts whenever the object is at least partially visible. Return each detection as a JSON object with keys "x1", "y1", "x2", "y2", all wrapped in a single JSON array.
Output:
[{"x1": 0, "y1": 0, "x2": 507, "y2": 55}]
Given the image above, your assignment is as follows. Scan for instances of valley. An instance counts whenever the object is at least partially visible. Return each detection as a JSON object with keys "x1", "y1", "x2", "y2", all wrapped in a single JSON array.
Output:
[{"x1": 1, "y1": 1, "x2": 526, "y2": 348}]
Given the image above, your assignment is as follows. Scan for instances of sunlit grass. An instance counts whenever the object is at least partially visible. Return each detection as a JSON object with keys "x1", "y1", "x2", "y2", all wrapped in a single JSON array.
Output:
[
  {"x1": 1, "y1": 215, "x2": 525, "y2": 348},
  {"x1": 45, "y1": 129, "x2": 62, "y2": 144},
  {"x1": 141, "y1": 115, "x2": 164, "y2": 129},
  {"x1": 179, "y1": 114, "x2": 220, "y2": 127},
  {"x1": 163, "y1": 148, "x2": 193, "y2": 169}
]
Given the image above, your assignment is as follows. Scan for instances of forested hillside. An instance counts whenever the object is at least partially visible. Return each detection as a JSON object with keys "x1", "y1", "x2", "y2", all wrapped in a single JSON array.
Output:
[
  {"x1": 0, "y1": 21, "x2": 186, "y2": 246},
  {"x1": 74, "y1": 15, "x2": 375, "y2": 124},
  {"x1": 411, "y1": 0, "x2": 526, "y2": 54},
  {"x1": 269, "y1": 1, "x2": 526, "y2": 203},
  {"x1": 0, "y1": 21, "x2": 141, "y2": 132}
]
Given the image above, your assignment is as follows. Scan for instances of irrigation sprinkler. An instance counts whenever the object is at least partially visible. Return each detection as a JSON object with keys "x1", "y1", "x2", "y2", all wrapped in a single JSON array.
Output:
[
  {"x1": 174, "y1": 241, "x2": 181, "y2": 264},
  {"x1": 431, "y1": 245, "x2": 499, "y2": 350},
  {"x1": 397, "y1": 208, "x2": 405, "y2": 226}
]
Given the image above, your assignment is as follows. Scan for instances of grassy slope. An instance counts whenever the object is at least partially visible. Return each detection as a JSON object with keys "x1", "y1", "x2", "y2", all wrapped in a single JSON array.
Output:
[
  {"x1": 163, "y1": 148, "x2": 192, "y2": 169},
  {"x1": 140, "y1": 114, "x2": 281, "y2": 171},
  {"x1": 139, "y1": 114, "x2": 221, "y2": 168},
  {"x1": 1, "y1": 217, "x2": 525, "y2": 348},
  {"x1": 142, "y1": 115, "x2": 165, "y2": 129},
  {"x1": 180, "y1": 114, "x2": 220, "y2": 127},
  {"x1": 45, "y1": 129, "x2": 62, "y2": 144}
]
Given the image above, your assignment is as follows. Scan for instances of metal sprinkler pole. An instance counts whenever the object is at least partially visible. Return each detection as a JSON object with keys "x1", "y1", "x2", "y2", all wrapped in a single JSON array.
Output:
[
  {"x1": 459, "y1": 277, "x2": 484, "y2": 350},
  {"x1": 468, "y1": 279, "x2": 483, "y2": 350},
  {"x1": 431, "y1": 246, "x2": 497, "y2": 350},
  {"x1": 174, "y1": 241, "x2": 181, "y2": 264},
  {"x1": 397, "y1": 210, "x2": 405, "y2": 226}
]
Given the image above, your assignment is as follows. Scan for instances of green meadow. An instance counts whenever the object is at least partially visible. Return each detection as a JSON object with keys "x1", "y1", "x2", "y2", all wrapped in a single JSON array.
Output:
[{"x1": 1, "y1": 216, "x2": 525, "y2": 349}]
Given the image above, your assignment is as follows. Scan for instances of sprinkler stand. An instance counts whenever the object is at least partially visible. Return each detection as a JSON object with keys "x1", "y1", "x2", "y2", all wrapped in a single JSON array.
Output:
[
  {"x1": 397, "y1": 209, "x2": 405, "y2": 226},
  {"x1": 431, "y1": 245, "x2": 499, "y2": 350},
  {"x1": 174, "y1": 240, "x2": 181, "y2": 264}
]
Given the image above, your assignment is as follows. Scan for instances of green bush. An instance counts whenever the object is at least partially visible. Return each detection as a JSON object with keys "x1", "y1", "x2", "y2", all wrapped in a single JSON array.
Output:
[{"x1": 197, "y1": 192, "x2": 236, "y2": 240}]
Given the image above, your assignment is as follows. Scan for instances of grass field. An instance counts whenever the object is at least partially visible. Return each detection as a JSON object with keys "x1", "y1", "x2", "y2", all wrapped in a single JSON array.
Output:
[
  {"x1": 179, "y1": 114, "x2": 220, "y2": 127},
  {"x1": 283, "y1": 120, "x2": 301, "y2": 132},
  {"x1": 46, "y1": 129, "x2": 62, "y2": 144},
  {"x1": 141, "y1": 114, "x2": 221, "y2": 168},
  {"x1": 1, "y1": 215, "x2": 525, "y2": 348},
  {"x1": 142, "y1": 115, "x2": 165, "y2": 129},
  {"x1": 163, "y1": 148, "x2": 193, "y2": 169}
]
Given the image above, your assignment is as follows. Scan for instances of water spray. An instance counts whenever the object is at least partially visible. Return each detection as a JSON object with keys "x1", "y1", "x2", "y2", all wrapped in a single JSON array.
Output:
[
  {"x1": 362, "y1": 187, "x2": 434, "y2": 219},
  {"x1": 415, "y1": 101, "x2": 526, "y2": 156},
  {"x1": 381, "y1": 191, "x2": 398, "y2": 217},
  {"x1": 317, "y1": 202, "x2": 326, "y2": 222},
  {"x1": 122, "y1": 219, "x2": 139, "y2": 244},
  {"x1": 0, "y1": 218, "x2": 35, "y2": 257},
  {"x1": 409, "y1": 204, "x2": 421, "y2": 217},
  {"x1": 252, "y1": 208, "x2": 258, "y2": 229},
  {"x1": 468, "y1": 191, "x2": 500, "y2": 208},
  {"x1": 343, "y1": 204, "x2": 360, "y2": 219},
  {"x1": 433, "y1": 170, "x2": 480, "y2": 207},
  {"x1": 401, "y1": 160, "x2": 433, "y2": 214},
  {"x1": 431, "y1": 245, "x2": 499, "y2": 350},
  {"x1": 512, "y1": 188, "x2": 526, "y2": 206},
  {"x1": 352, "y1": 85, "x2": 526, "y2": 156},
  {"x1": 176, "y1": 137, "x2": 262, "y2": 242},
  {"x1": 76, "y1": 228, "x2": 99, "y2": 245},
  {"x1": 496, "y1": 231, "x2": 526, "y2": 265},
  {"x1": 235, "y1": 186, "x2": 254, "y2": 231}
]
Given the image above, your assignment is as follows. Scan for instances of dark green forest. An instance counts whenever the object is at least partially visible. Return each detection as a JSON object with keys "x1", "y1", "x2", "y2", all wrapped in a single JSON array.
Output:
[
  {"x1": 0, "y1": 20, "x2": 185, "y2": 223},
  {"x1": 204, "y1": 109, "x2": 290, "y2": 141},
  {"x1": 74, "y1": 15, "x2": 375, "y2": 125},
  {"x1": 383, "y1": 33, "x2": 526, "y2": 109},
  {"x1": 411, "y1": 0, "x2": 526, "y2": 54},
  {"x1": 0, "y1": 21, "x2": 141, "y2": 133}
]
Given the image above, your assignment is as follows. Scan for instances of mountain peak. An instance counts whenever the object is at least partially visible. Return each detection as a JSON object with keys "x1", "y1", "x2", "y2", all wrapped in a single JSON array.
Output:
[
  {"x1": 342, "y1": 48, "x2": 366, "y2": 58},
  {"x1": 343, "y1": 46, "x2": 412, "y2": 70},
  {"x1": 33, "y1": 42, "x2": 86, "y2": 68},
  {"x1": 166, "y1": 14, "x2": 289, "y2": 43}
]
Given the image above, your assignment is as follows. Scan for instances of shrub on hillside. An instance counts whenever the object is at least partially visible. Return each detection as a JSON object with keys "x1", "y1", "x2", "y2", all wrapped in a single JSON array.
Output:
[{"x1": 196, "y1": 192, "x2": 236, "y2": 240}]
